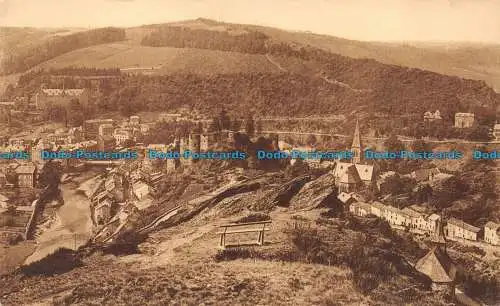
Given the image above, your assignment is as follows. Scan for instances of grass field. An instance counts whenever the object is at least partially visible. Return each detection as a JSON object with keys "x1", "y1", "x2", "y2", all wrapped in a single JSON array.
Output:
[{"x1": 34, "y1": 43, "x2": 281, "y2": 75}]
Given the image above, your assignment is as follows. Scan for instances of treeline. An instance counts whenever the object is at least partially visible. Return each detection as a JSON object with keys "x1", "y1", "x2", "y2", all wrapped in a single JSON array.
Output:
[
  {"x1": 141, "y1": 26, "x2": 268, "y2": 54},
  {"x1": 266, "y1": 41, "x2": 500, "y2": 113},
  {"x1": 1, "y1": 27, "x2": 126, "y2": 74},
  {"x1": 45, "y1": 67, "x2": 122, "y2": 76}
]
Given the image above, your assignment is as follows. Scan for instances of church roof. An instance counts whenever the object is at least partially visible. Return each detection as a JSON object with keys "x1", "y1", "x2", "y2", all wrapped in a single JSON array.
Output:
[
  {"x1": 334, "y1": 162, "x2": 374, "y2": 182},
  {"x1": 415, "y1": 247, "x2": 456, "y2": 283},
  {"x1": 352, "y1": 119, "x2": 361, "y2": 149},
  {"x1": 354, "y1": 164, "x2": 374, "y2": 182},
  {"x1": 339, "y1": 165, "x2": 362, "y2": 184}
]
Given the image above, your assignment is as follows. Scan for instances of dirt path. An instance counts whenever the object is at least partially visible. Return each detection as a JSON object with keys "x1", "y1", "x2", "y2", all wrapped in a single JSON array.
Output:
[{"x1": 119, "y1": 223, "x2": 216, "y2": 268}]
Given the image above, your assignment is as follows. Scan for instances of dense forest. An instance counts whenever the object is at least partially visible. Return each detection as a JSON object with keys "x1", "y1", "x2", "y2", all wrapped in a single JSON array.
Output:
[
  {"x1": 1, "y1": 28, "x2": 126, "y2": 74},
  {"x1": 141, "y1": 26, "x2": 268, "y2": 54}
]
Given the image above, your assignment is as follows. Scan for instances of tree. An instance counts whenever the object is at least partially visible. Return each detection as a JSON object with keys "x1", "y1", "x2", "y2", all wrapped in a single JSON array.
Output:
[
  {"x1": 38, "y1": 161, "x2": 62, "y2": 189},
  {"x1": 411, "y1": 139, "x2": 432, "y2": 152},
  {"x1": 306, "y1": 134, "x2": 317, "y2": 146},
  {"x1": 208, "y1": 117, "x2": 221, "y2": 132},
  {"x1": 66, "y1": 99, "x2": 84, "y2": 127},
  {"x1": 244, "y1": 115, "x2": 255, "y2": 136},
  {"x1": 218, "y1": 109, "x2": 231, "y2": 130},
  {"x1": 384, "y1": 134, "x2": 405, "y2": 152}
]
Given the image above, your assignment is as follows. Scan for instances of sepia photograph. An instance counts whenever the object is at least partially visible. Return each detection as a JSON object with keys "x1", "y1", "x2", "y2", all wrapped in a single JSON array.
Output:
[{"x1": 0, "y1": 0, "x2": 499, "y2": 305}]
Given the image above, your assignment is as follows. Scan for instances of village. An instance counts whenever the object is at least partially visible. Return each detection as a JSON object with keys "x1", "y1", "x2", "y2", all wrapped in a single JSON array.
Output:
[{"x1": 0, "y1": 83, "x2": 499, "y2": 305}]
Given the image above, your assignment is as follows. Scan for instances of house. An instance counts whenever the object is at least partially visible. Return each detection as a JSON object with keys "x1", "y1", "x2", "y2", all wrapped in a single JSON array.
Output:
[
  {"x1": 426, "y1": 214, "x2": 441, "y2": 234},
  {"x1": 445, "y1": 218, "x2": 481, "y2": 241},
  {"x1": 492, "y1": 124, "x2": 500, "y2": 141},
  {"x1": 15, "y1": 164, "x2": 37, "y2": 188},
  {"x1": 349, "y1": 201, "x2": 372, "y2": 217},
  {"x1": 130, "y1": 116, "x2": 140, "y2": 125},
  {"x1": 337, "y1": 192, "x2": 361, "y2": 205},
  {"x1": 423, "y1": 110, "x2": 442, "y2": 122},
  {"x1": 83, "y1": 119, "x2": 114, "y2": 140},
  {"x1": 484, "y1": 221, "x2": 499, "y2": 246},
  {"x1": 0, "y1": 193, "x2": 9, "y2": 208},
  {"x1": 454, "y1": 113, "x2": 474, "y2": 128},
  {"x1": 401, "y1": 207, "x2": 425, "y2": 229},
  {"x1": 132, "y1": 182, "x2": 150, "y2": 200},
  {"x1": 410, "y1": 168, "x2": 440, "y2": 183},
  {"x1": 99, "y1": 124, "x2": 114, "y2": 137},
  {"x1": 98, "y1": 135, "x2": 115, "y2": 151},
  {"x1": 384, "y1": 206, "x2": 408, "y2": 227},
  {"x1": 113, "y1": 129, "x2": 132, "y2": 146},
  {"x1": 95, "y1": 199, "x2": 112, "y2": 225},
  {"x1": 370, "y1": 201, "x2": 387, "y2": 218}
]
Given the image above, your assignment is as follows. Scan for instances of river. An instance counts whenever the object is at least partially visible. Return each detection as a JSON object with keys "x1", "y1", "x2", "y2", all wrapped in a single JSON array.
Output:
[{"x1": 24, "y1": 181, "x2": 93, "y2": 265}]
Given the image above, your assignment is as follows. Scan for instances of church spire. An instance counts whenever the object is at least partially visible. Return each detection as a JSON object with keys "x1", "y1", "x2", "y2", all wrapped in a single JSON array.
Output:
[
  {"x1": 431, "y1": 214, "x2": 447, "y2": 250},
  {"x1": 351, "y1": 119, "x2": 361, "y2": 164}
]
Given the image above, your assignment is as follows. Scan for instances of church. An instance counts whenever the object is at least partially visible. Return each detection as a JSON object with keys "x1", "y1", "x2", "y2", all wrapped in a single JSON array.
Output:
[{"x1": 333, "y1": 120, "x2": 376, "y2": 193}]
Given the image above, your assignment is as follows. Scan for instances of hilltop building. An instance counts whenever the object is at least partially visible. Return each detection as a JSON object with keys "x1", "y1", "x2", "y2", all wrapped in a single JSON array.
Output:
[
  {"x1": 35, "y1": 88, "x2": 90, "y2": 110},
  {"x1": 454, "y1": 113, "x2": 474, "y2": 128},
  {"x1": 333, "y1": 120, "x2": 376, "y2": 192},
  {"x1": 424, "y1": 110, "x2": 442, "y2": 122},
  {"x1": 492, "y1": 124, "x2": 500, "y2": 141}
]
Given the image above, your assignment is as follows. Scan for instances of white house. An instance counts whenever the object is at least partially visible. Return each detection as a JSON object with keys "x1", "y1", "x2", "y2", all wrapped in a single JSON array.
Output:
[
  {"x1": 446, "y1": 218, "x2": 480, "y2": 241},
  {"x1": 484, "y1": 221, "x2": 499, "y2": 246}
]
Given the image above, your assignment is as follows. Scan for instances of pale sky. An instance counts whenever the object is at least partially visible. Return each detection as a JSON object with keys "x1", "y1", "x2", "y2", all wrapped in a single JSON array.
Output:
[{"x1": 1, "y1": 0, "x2": 500, "y2": 43}]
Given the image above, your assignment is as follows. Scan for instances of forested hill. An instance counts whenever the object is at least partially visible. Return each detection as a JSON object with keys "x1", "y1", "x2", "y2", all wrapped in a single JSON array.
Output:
[
  {"x1": 4, "y1": 19, "x2": 500, "y2": 122},
  {"x1": 0, "y1": 27, "x2": 126, "y2": 75}
]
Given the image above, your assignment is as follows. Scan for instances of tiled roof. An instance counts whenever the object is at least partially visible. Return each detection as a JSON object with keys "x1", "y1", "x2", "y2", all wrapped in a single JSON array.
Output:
[
  {"x1": 415, "y1": 247, "x2": 456, "y2": 283},
  {"x1": 447, "y1": 217, "x2": 480, "y2": 233},
  {"x1": 339, "y1": 165, "x2": 362, "y2": 184},
  {"x1": 15, "y1": 165, "x2": 36, "y2": 174},
  {"x1": 401, "y1": 207, "x2": 422, "y2": 218},
  {"x1": 485, "y1": 221, "x2": 500, "y2": 231}
]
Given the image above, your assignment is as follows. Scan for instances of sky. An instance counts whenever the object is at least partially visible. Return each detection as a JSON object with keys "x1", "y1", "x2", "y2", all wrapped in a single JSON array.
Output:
[{"x1": 1, "y1": 0, "x2": 500, "y2": 43}]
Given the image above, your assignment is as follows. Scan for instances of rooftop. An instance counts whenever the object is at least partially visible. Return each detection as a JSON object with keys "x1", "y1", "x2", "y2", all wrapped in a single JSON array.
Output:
[{"x1": 447, "y1": 217, "x2": 481, "y2": 233}]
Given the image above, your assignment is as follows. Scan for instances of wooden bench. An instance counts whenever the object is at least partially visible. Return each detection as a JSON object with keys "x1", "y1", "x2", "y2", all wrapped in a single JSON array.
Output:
[{"x1": 217, "y1": 220, "x2": 272, "y2": 248}]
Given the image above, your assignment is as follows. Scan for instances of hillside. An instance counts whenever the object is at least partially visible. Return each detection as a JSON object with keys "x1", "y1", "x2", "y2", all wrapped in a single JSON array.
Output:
[{"x1": 3, "y1": 18, "x2": 500, "y2": 122}]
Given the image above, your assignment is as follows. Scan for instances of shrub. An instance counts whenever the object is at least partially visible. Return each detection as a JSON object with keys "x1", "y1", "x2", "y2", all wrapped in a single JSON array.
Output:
[{"x1": 235, "y1": 213, "x2": 270, "y2": 223}]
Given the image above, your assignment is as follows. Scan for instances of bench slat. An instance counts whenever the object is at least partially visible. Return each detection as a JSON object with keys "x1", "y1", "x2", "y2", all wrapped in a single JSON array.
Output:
[
  {"x1": 219, "y1": 221, "x2": 272, "y2": 227},
  {"x1": 217, "y1": 228, "x2": 271, "y2": 234}
]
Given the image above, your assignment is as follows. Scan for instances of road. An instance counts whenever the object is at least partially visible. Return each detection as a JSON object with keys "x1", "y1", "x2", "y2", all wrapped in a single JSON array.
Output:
[
  {"x1": 257, "y1": 130, "x2": 500, "y2": 144},
  {"x1": 24, "y1": 182, "x2": 93, "y2": 265}
]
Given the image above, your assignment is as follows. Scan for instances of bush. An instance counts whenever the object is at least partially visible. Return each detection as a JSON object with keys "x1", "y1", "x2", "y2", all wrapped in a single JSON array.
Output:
[{"x1": 235, "y1": 213, "x2": 270, "y2": 223}]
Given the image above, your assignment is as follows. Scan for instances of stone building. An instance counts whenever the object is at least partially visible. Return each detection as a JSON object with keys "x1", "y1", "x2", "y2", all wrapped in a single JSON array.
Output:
[
  {"x1": 15, "y1": 164, "x2": 37, "y2": 188},
  {"x1": 454, "y1": 113, "x2": 475, "y2": 128},
  {"x1": 484, "y1": 221, "x2": 499, "y2": 246},
  {"x1": 423, "y1": 110, "x2": 442, "y2": 122},
  {"x1": 35, "y1": 88, "x2": 90, "y2": 110},
  {"x1": 333, "y1": 120, "x2": 375, "y2": 192},
  {"x1": 84, "y1": 119, "x2": 114, "y2": 140}
]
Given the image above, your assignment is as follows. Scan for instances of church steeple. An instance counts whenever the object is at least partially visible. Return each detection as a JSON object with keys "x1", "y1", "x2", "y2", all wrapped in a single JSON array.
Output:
[
  {"x1": 431, "y1": 214, "x2": 447, "y2": 250},
  {"x1": 351, "y1": 119, "x2": 361, "y2": 164}
]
